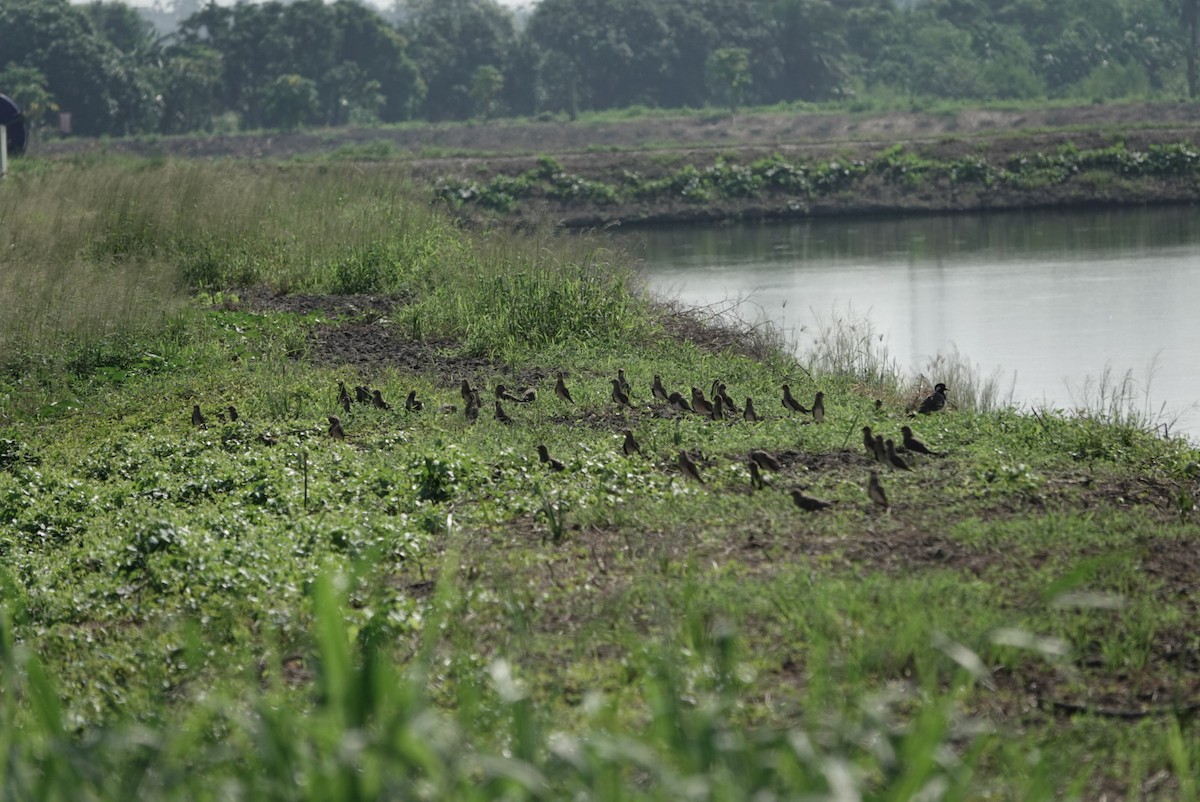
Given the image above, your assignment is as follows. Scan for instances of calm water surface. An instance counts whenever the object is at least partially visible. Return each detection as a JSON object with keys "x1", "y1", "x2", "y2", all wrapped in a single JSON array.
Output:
[{"x1": 628, "y1": 207, "x2": 1200, "y2": 434}]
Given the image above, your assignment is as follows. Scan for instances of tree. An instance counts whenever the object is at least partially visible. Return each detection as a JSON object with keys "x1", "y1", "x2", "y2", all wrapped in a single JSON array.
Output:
[
  {"x1": 156, "y1": 45, "x2": 222, "y2": 134},
  {"x1": 261, "y1": 73, "x2": 318, "y2": 131},
  {"x1": 707, "y1": 47, "x2": 751, "y2": 112},
  {"x1": 469, "y1": 64, "x2": 504, "y2": 120},
  {"x1": 0, "y1": 64, "x2": 59, "y2": 131}
]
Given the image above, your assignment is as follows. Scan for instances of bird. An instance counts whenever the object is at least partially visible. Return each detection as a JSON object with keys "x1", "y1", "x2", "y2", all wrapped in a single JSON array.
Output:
[
  {"x1": 622, "y1": 429, "x2": 643, "y2": 457},
  {"x1": 555, "y1": 372, "x2": 574, "y2": 403},
  {"x1": 337, "y1": 381, "x2": 351, "y2": 408},
  {"x1": 678, "y1": 451, "x2": 705, "y2": 484},
  {"x1": 862, "y1": 425, "x2": 876, "y2": 457},
  {"x1": 652, "y1": 375, "x2": 669, "y2": 402},
  {"x1": 668, "y1": 392, "x2": 693, "y2": 413},
  {"x1": 885, "y1": 439, "x2": 912, "y2": 471},
  {"x1": 536, "y1": 444, "x2": 564, "y2": 472},
  {"x1": 901, "y1": 425, "x2": 942, "y2": 456},
  {"x1": 873, "y1": 434, "x2": 887, "y2": 465},
  {"x1": 227, "y1": 405, "x2": 239, "y2": 422},
  {"x1": 743, "y1": 397, "x2": 760, "y2": 422},
  {"x1": 494, "y1": 400, "x2": 513, "y2": 424},
  {"x1": 917, "y1": 383, "x2": 949, "y2": 415},
  {"x1": 465, "y1": 401, "x2": 479, "y2": 424},
  {"x1": 617, "y1": 369, "x2": 631, "y2": 397},
  {"x1": 340, "y1": 393, "x2": 351, "y2": 414},
  {"x1": 710, "y1": 394, "x2": 724, "y2": 421},
  {"x1": 791, "y1": 488, "x2": 833, "y2": 512},
  {"x1": 328, "y1": 415, "x2": 345, "y2": 440},
  {"x1": 405, "y1": 390, "x2": 423, "y2": 411},
  {"x1": 460, "y1": 379, "x2": 474, "y2": 404},
  {"x1": 355, "y1": 386, "x2": 371, "y2": 404},
  {"x1": 748, "y1": 460, "x2": 765, "y2": 491},
  {"x1": 372, "y1": 390, "x2": 391, "y2": 410},
  {"x1": 191, "y1": 405, "x2": 206, "y2": 428},
  {"x1": 811, "y1": 391, "x2": 825, "y2": 423},
  {"x1": 782, "y1": 384, "x2": 809, "y2": 414},
  {"x1": 496, "y1": 384, "x2": 522, "y2": 402},
  {"x1": 515, "y1": 388, "x2": 536, "y2": 403},
  {"x1": 610, "y1": 379, "x2": 633, "y2": 408},
  {"x1": 258, "y1": 431, "x2": 278, "y2": 446},
  {"x1": 438, "y1": 403, "x2": 457, "y2": 414},
  {"x1": 867, "y1": 471, "x2": 889, "y2": 510},
  {"x1": 749, "y1": 449, "x2": 782, "y2": 472},
  {"x1": 717, "y1": 383, "x2": 739, "y2": 415},
  {"x1": 691, "y1": 388, "x2": 713, "y2": 417}
]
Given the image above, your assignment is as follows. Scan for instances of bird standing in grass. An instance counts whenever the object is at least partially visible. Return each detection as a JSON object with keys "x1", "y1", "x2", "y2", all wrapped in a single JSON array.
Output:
[
  {"x1": 652, "y1": 375, "x2": 669, "y2": 402},
  {"x1": 355, "y1": 386, "x2": 371, "y2": 404},
  {"x1": 678, "y1": 451, "x2": 705, "y2": 484},
  {"x1": 192, "y1": 405, "x2": 206, "y2": 429},
  {"x1": 782, "y1": 384, "x2": 809, "y2": 414},
  {"x1": 536, "y1": 444, "x2": 564, "y2": 471},
  {"x1": 516, "y1": 388, "x2": 536, "y2": 403},
  {"x1": 791, "y1": 488, "x2": 833, "y2": 512},
  {"x1": 873, "y1": 434, "x2": 887, "y2": 465},
  {"x1": 405, "y1": 391, "x2": 423, "y2": 411},
  {"x1": 461, "y1": 379, "x2": 475, "y2": 404},
  {"x1": 227, "y1": 405, "x2": 239, "y2": 422},
  {"x1": 867, "y1": 471, "x2": 889, "y2": 510},
  {"x1": 340, "y1": 393, "x2": 351, "y2": 414},
  {"x1": 337, "y1": 381, "x2": 351, "y2": 408},
  {"x1": 749, "y1": 449, "x2": 782, "y2": 472},
  {"x1": 691, "y1": 388, "x2": 713, "y2": 417},
  {"x1": 328, "y1": 416, "x2": 345, "y2": 440},
  {"x1": 748, "y1": 460, "x2": 765, "y2": 491},
  {"x1": 611, "y1": 379, "x2": 633, "y2": 408},
  {"x1": 901, "y1": 425, "x2": 942, "y2": 456},
  {"x1": 494, "y1": 400, "x2": 513, "y2": 424},
  {"x1": 862, "y1": 426, "x2": 876, "y2": 457},
  {"x1": 917, "y1": 383, "x2": 949, "y2": 414},
  {"x1": 669, "y1": 392, "x2": 692, "y2": 413},
  {"x1": 555, "y1": 372, "x2": 575, "y2": 403},
  {"x1": 710, "y1": 394, "x2": 724, "y2": 421},
  {"x1": 465, "y1": 401, "x2": 479, "y2": 424},
  {"x1": 743, "y1": 397, "x2": 759, "y2": 422},
  {"x1": 811, "y1": 391, "x2": 825, "y2": 423},
  {"x1": 496, "y1": 384, "x2": 522, "y2": 402},
  {"x1": 618, "y1": 369, "x2": 632, "y2": 397},
  {"x1": 885, "y1": 439, "x2": 912, "y2": 471},
  {"x1": 622, "y1": 429, "x2": 643, "y2": 457},
  {"x1": 372, "y1": 390, "x2": 391, "y2": 410}
]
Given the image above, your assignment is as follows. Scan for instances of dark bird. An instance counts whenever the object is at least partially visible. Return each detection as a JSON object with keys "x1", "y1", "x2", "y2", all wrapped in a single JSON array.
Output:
[
  {"x1": 749, "y1": 449, "x2": 783, "y2": 472},
  {"x1": 622, "y1": 429, "x2": 643, "y2": 457},
  {"x1": 862, "y1": 425, "x2": 876, "y2": 457},
  {"x1": 782, "y1": 384, "x2": 809, "y2": 414},
  {"x1": 874, "y1": 398, "x2": 883, "y2": 413},
  {"x1": 710, "y1": 379, "x2": 722, "y2": 402},
  {"x1": 460, "y1": 379, "x2": 474, "y2": 404},
  {"x1": 652, "y1": 375, "x2": 669, "y2": 402},
  {"x1": 811, "y1": 391, "x2": 825, "y2": 423},
  {"x1": 791, "y1": 488, "x2": 834, "y2": 512},
  {"x1": 617, "y1": 369, "x2": 632, "y2": 397},
  {"x1": 328, "y1": 415, "x2": 345, "y2": 440},
  {"x1": 717, "y1": 383, "x2": 740, "y2": 415},
  {"x1": 372, "y1": 389, "x2": 391, "y2": 410},
  {"x1": 748, "y1": 460, "x2": 765, "y2": 491},
  {"x1": 465, "y1": 402, "x2": 479, "y2": 424},
  {"x1": 885, "y1": 439, "x2": 912, "y2": 471},
  {"x1": 873, "y1": 434, "x2": 887, "y2": 465},
  {"x1": 536, "y1": 444, "x2": 564, "y2": 472},
  {"x1": 405, "y1": 390, "x2": 423, "y2": 412},
  {"x1": 337, "y1": 381, "x2": 351, "y2": 408},
  {"x1": 691, "y1": 387, "x2": 713, "y2": 417},
  {"x1": 678, "y1": 451, "x2": 705, "y2": 484},
  {"x1": 710, "y1": 394, "x2": 724, "y2": 421},
  {"x1": 515, "y1": 388, "x2": 536, "y2": 403},
  {"x1": 901, "y1": 425, "x2": 942, "y2": 456},
  {"x1": 355, "y1": 385, "x2": 371, "y2": 404},
  {"x1": 917, "y1": 383, "x2": 949, "y2": 415},
  {"x1": 496, "y1": 384, "x2": 522, "y2": 402},
  {"x1": 611, "y1": 379, "x2": 633, "y2": 408},
  {"x1": 227, "y1": 405, "x2": 239, "y2": 422},
  {"x1": 258, "y1": 432, "x2": 278, "y2": 446},
  {"x1": 668, "y1": 392, "x2": 693, "y2": 413},
  {"x1": 555, "y1": 372, "x2": 575, "y2": 403},
  {"x1": 438, "y1": 403, "x2": 457, "y2": 414},
  {"x1": 867, "y1": 471, "x2": 889, "y2": 510},
  {"x1": 494, "y1": 400, "x2": 513, "y2": 424},
  {"x1": 191, "y1": 405, "x2": 206, "y2": 429},
  {"x1": 340, "y1": 393, "x2": 351, "y2": 414},
  {"x1": 743, "y1": 397, "x2": 760, "y2": 422}
]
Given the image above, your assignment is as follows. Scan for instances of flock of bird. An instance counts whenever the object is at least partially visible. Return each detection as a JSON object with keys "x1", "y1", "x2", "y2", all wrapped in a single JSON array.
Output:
[{"x1": 191, "y1": 373, "x2": 951, "y2": 514}]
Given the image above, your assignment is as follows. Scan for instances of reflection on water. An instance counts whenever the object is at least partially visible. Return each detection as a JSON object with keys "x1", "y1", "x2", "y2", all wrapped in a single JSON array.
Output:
[{"x1": 627, "y1": 207, "x2": 1200, "y2": 433}]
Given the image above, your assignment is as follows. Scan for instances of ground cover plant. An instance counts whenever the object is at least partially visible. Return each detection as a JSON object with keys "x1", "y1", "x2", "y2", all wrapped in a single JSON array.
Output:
[{"x1": 1, "y1": 160, "x2": 1198, "y2": 800}]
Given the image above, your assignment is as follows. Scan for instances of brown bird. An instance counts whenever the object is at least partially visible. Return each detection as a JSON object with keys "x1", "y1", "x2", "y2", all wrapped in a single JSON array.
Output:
[
  {"x1": 515, "y1": 388, "x2": 536, "y2": 403},
  {"x1": 749, "y1": 449, "x2": 783, "y2": 472},
  {"x1": 340, "y1": 393, "x2": 351, "y2": 414},
  {"x1": 867, "y1": 471, "x2": 889, "y2": 510},
  {"x1": 494, "y1": 400, "x2": 513, "y2": 424},
  {"x1": 668, "y1": 392, "x2": 693, "y2": 413},
  {"x1": 748, "y1": 460, "x2": 765, "y2": 491},
  {"x1": 355, "y1": 386, "x2": 371, "y2": 405},
  {"x1": 460, "y1": 379, "x2": 474, "y2": 404},
  {"x1": 862, "y1": 425, "x2": 876, "y2": 457},
  {"x1": 873, "y1": 434, "x2": 887, "y2": 465},
  {"x1": 652, "y1": 375, "x2": 669, "y2": 402},
  {"x1": 782, "y1": 384, "x2": 809, "y2": 414},
  {"x1": 622, "y1": 429, "x2": 643, "y2": 457},
  {"x1": 536, "y1": 444, "x2": 564, "y2": 472},
  {"x1": 874, "y1": 398, "x2": 883, "y2": 413},
  {"x1": 885, "y1": 439, "x2": 912, "y2": 471},
  {"x1": 610, "y1": 379, "x2": 633, "y2": 408},
  {"x1": 791, "y1": 488, "x2": 834, "y2": 512},
  {"x1": 372, "y1": 390, "x2": 391, "y2": 410},
  {"x1": 691, "y1": 388, "x2": 713, "y2": 417},
  {"x1": 901, "y1": 426, "x2": 942, "y2": 456},
  {"x1": 811, "y1": 391, "x2": 825, "y2": 423},
  {"x1": 743, "y1": 397, "x2": 760, "y2": 422},
  {"x1": 555, "y1": 372, "x2": 574, "y2": 403},
  {"x1": 227, "y1": 405, "x2": 239, "y2": 422},
  {"x1": 191, "y1": 404, "x2": 206, "y2": 428},
  {"x1": 328, "y1": 415, "x2": 345, "y2": 440},
  {"x1": 617, "y1": 369, "x2": 631, "y2": 396},
  {"x1": 496, "y1": 384, "x2": 522, "y2": 402},
  {"x1": 405, "y1": 390, "x2": 423, "y2": 411},
  {"x1": 465, "y1": 402, "x2": 479, "y2": 424},
  {"x1": 678, "y1": 451, "x2": 705, "y2": 484},
  {"x1": 337, "y1": 381, "x2": 351, "y2": 408},
  {"x1": 718, "y1": 383, "x2": 740, "y2": 415},
  {"x1": 710, "y1": 394, "x2": 724, "y2": 421},
  {"x1": 917, "y1": 383, "x2": 949, "y2": 415}
]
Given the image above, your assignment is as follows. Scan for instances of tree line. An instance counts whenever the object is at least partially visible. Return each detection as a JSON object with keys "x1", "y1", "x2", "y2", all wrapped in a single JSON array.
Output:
[{"x1": 0, "y1": 0, "x2": 1197, "y2": 138}]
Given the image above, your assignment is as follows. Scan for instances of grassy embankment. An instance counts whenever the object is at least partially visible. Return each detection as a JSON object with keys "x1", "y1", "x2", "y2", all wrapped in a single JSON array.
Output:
[{"x1": 1, "y1": 159, "x2": 1199, "y2": 800}]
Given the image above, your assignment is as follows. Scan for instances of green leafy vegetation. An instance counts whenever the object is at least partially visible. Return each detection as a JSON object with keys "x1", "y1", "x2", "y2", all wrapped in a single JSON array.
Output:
[{"x1": 1, "y1": 158, "x2": 1199, "y2": 799}]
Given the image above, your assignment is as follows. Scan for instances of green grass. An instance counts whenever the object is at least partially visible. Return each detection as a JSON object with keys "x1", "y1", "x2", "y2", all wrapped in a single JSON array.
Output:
[{"x1": 1, "y1": 158, "x2": 1198, "y2": 800}]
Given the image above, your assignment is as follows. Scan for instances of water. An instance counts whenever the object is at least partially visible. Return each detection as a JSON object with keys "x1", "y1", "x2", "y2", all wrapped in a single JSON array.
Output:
[{"x1": 627, "y1": 206, "x2": 1200, "y2": 434}]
